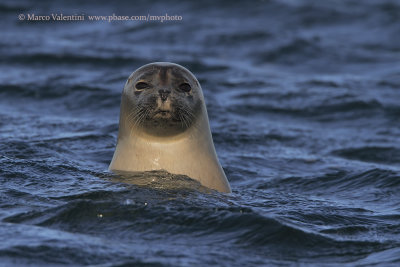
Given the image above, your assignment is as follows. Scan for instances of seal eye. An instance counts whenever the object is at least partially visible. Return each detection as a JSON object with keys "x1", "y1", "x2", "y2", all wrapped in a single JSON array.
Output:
[
  {"x1": 135, "y1": 82, "x2": 150, "y2": 90},
  {"x1": 179, "y1": 83, "x2": 191, "y2": 92}
]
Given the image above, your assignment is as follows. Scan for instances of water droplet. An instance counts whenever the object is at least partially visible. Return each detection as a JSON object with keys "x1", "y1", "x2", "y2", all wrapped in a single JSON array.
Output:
[{"x1": 124, "y1": 199, "x2": 134, "y2": 205}]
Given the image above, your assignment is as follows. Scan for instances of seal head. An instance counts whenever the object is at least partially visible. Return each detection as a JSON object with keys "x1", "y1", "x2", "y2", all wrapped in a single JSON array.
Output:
[
  {"x1": 109, "y1": 62, "x2": 231, "y2": 193},
  {"x1": 122, "y1": 62, "x2": 202, "y2": 137}
]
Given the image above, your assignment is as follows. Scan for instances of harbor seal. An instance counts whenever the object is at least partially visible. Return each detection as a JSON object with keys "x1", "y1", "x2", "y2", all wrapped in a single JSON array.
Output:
[{"x1": 109, "y1": 62, "x2": 231, "y2": 193}]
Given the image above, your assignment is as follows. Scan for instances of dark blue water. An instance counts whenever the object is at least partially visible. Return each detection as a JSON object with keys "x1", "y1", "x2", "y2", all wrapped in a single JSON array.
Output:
[{"x1": 1, "y1": 0, "x2": 400, "y2": 266}]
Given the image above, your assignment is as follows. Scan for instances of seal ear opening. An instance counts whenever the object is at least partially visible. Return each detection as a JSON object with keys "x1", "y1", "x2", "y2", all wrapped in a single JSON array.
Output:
[{"x1": 125, "y1": 77, "x2": 132, "y2": 88}]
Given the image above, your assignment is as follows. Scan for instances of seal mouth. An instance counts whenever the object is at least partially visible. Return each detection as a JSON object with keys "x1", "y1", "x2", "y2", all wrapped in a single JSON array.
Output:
[
  {"x1": 157, "y1": 110, "x2": 170, "y2": 114},
  {"x1": 153, "y1": 109, "x2": 172, "y2": 119}
]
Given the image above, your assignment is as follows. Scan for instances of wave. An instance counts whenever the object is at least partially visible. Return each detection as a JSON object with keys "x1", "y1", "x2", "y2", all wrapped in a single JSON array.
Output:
[
  {"x1": 205, "y1": 31, "x2": 273, "y2": 46},
  {"x1": 333, "y1": 146, "x2": 400, "y2": 164},
  {"x1": 2, "y1": 189, "x2": 388, "y2": 260},
  {"x1": 2, "y1": 53, "x2": 141, "y2": 67},
  {"x1": 256, "y1": 38, "x2": 324, "y2": 64},
  {"x1": 0, "y1": 83, "x2": 118, "y2": 98},
  {"x1": 0, "y1": 83, "x2": 121, "y2": 114},
  {"x1": 0, "y1": 222, "x2": 160, "y2": 266},
  {"x1": 0, "y1": 3, "x2": 28, "y2": 13},
  {"x1": 212, "y1": 131, "x2": 297, "y2": 147},
  {"x1": 228, "y1": 98, "x2": 400, "y2": 122},
  {"x1": 254, "y1": 36, "x2": 398, "y2": 66},
  {"x1": 258, "y1": 168, "x2": 400, "y2": 193}
]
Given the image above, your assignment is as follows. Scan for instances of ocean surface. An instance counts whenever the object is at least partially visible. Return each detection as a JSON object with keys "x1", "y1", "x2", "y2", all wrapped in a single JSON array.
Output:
[{"x1": 1, "y1": 0, "x2": 400, "y2": 266}]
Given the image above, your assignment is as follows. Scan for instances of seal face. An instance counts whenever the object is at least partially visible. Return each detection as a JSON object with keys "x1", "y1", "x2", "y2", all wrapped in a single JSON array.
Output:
[
  {"x1": 109, "y1": 62, "x2": 231, "y2": 193},
  {"x1": 124, "y1": 63, "x2": 202, "y2": 137}
]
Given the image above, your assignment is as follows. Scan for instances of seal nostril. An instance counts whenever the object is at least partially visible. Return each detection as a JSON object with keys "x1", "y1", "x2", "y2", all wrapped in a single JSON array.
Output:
[{"x1": 159, "y1": 89, "x2": 170, "y2": 101}]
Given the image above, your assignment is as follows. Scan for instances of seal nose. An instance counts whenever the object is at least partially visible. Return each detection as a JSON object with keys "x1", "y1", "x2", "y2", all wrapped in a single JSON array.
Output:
[{"x1": 158, "y1": 89, "x2": 170, "y2": 102}]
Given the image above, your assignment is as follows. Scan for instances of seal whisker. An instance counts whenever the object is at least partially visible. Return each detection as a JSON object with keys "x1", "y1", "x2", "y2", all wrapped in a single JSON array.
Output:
[
  {"x1": 179, "y1": 105, "x2": 195, "y2": 128},
  {"x1": 128, "y1": 107, "x2": 143, "y2": 128},
  {"x1": 178, "y1": 106, "x2": 191, "y2": 129}
]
